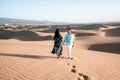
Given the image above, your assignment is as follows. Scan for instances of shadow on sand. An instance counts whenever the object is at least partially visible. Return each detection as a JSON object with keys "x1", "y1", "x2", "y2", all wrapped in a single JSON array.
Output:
[
  {"x1": 88, "y1": 43, "x2": 120, "y2": 54},
  {"x1": 0, "y1": 29, "x2": 53, "y2": 41},
  {"x1": 0, "y1": 53, "x2": 57, "y2": 59}
]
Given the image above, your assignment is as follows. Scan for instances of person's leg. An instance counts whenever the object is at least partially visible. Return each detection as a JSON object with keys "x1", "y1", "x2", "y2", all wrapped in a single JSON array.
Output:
[
  {"x1": 60, "y1": 46, "x2": 62, "y2": 55},
  {"x1": 67, "y1": 46, "x2": 71, "y2": 58},
  {"x1": 70, "y1": 45, "x2": 73, "y2": 59},
  {"x1": 57, "y1": 47, "x2": 62, "y2": 58},
  {"x1": 51, "y1": 41, "x2": 56, "y2": 54},
  {"x1": 70, "y1": 45, "x2": 72, "y2": 57},
  {"x1": 57, "y1": 42, "x2": 62, "y2": 57}
]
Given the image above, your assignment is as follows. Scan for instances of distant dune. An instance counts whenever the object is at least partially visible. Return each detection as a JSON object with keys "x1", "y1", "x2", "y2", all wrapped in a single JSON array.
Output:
[
  {"x1": 88, "y1": 43, "x2": 120, "y2": 54},
  {"x1": 105, "y1": 27, "x2": 120, "y2": 37},
  {"x1": 76, "y1": 35, "x2": 120, "y2": 54},
  {"x1": 0, "y1": 29, "x2": 52, "y2": 41},
  {"x1": 0, "y1": 17, "x2": 69, "y2": 25},
  {"x1": 75, "y1": 32, "x2": 97, "y2": 37},
  {"x1": 72, "y1": 24, "x2": 106, "y2": 30}
]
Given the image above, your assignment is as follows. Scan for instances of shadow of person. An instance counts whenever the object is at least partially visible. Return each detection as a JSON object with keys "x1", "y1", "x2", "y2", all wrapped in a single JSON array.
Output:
[{"x1": 0, "y1": 53, "x2": 57, "y2": 59}]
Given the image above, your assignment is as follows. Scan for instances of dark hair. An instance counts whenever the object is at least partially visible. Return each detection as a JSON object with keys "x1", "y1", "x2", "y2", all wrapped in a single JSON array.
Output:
[
  {"x1": 54, "y1": 28, "x2": 62, "y2": 40},
  {"x1": 67, "y1": 27, "x2": 71, "y2": 30}
]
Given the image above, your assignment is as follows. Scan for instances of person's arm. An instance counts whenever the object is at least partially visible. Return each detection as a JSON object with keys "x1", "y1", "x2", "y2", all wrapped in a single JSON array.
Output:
[
  {"x1": 72, "y1": 41, "x2": 74, "y2": 47},
  {"x1": 72, "y1": 34, "x2": 75, "y2": 47},
  {"x1": 62, "y1": 39, "x2": 65, "y2": 45},
  {"x1": 63, "y1": 34, "x2": 66, "y2": 45}
]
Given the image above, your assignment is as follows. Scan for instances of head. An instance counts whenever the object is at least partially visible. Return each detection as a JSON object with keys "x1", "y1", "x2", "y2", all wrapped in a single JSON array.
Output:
[
  {"x1": 55, "y1": 28, "x2": 59, "y2": 35},
  {"x1": 54, "y1": 28, "x2": 60, "y2": 38},
  {"x1": 67, "y1": 27, "x2": 71, "y2": 34}
]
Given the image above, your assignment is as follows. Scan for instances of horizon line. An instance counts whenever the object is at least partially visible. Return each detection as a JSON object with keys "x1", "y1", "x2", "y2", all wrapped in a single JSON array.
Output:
[{"x1": 0, "y1": 17, "x2": 120, "y2": 24}]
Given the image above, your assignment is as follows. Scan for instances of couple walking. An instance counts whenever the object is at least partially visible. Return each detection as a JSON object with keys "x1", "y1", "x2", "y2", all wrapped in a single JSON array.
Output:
[{"x1": 51, "y1": 27, "x2": 75, "y2": 59}]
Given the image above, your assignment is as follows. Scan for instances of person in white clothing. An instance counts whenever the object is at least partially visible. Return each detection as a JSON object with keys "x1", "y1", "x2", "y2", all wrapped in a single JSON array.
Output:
[{"x1": 64, "y1": 27, "x2": 75, "y2": 59}]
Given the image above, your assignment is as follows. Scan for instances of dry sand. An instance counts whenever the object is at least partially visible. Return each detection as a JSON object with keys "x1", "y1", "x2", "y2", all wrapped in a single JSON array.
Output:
[{"x1": 0, "y1": 25, "x2": 120, "y2": 80}]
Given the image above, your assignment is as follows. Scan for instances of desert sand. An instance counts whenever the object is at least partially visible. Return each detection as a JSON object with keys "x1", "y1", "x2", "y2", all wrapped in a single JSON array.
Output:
[{"x1": 0, "y1": 24, "x2": 120, "y2": 80}]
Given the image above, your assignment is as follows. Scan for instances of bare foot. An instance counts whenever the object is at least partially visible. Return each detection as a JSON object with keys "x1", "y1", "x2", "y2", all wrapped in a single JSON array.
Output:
[{"x1": 57, "y1": 55, "x2": 60, "y2": 59}]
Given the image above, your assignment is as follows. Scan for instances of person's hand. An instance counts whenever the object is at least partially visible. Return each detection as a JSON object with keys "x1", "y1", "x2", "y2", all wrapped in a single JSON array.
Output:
[
  {"x1": 62, "y1": 41, "x2": 65, "y2": 45},
  {"x1": 72, "y1": 42, "x2": 74, "y2": 48}
]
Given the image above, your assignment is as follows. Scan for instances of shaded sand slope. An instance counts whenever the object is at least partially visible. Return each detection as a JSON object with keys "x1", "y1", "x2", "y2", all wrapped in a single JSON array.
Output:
[
  {"x1": 0, "y1": 40, "x2": 120, "y2": 80},
  {"x1": 88, "y1": 42, "x2": 120, "y2": 54},
  {"x1": 73, "y1": 26, "x2": 120, "y2": 54},
  {"x1": 105, "y1": 27, "x2": 120, "y2": 37},
  {"x1": 76, "y1": 36, "x2": 120, "y2": 53},
  {"x1": 0, "y1": 29, "x2": 52, "y2": 41}
]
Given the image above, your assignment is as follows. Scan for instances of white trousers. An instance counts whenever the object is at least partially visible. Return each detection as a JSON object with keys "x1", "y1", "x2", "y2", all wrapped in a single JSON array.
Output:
[{"x1": 67, "y1": 45, "x2": 72, "y2": 58}]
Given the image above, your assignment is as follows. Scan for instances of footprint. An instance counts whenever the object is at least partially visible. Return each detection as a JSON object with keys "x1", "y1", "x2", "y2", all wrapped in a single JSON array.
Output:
[
  {"x1": 78, "y1": 73, "x2": 90, "y2": 80},
  {"x1": 65, "y1": 58, "x2": 90, "y2": 80},
  {"x1": 61, "y1": 57, "x2": 69, "y2": 59},
  {"x1": 77, "y1": 77, "x2": 81, "y2": 80},
  {"x1": 67, "y1": 62, "x2": 70, "y2": 65},
  {"x1": 83, "y1": 75, "x2": 90, "y2": 80},
  {"x1": 71, "y1": 68, "x2": 76, "y2": 73},
  {"x1": 60, "y1": 56, "x2": 64, "y2": 59},
  {"x1": 78, "y1": 73, "x2": 83, "y2": 76},
  {"x1": 72, "y1": 65, "x2": 76, "y2": 68},
  {"x1": 70, "y1": 57, "x2": 74, "y2": 60}
]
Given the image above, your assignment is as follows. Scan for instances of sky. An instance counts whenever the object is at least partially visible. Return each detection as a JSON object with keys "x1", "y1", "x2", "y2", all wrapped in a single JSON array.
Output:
[{"x1": 0, "y1": 0, "x2": 120, "y2": 23}]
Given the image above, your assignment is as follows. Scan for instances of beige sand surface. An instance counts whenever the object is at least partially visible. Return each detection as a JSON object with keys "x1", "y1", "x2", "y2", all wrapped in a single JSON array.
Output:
[
  {"x1": 0, "y1": 39, "x2": 120, "y2": 80},
  {"x1": 0, "y1": 25, "x2": 120, "y2": 80}
]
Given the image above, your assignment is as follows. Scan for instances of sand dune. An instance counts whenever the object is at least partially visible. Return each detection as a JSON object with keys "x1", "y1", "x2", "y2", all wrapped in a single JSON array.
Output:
[
  {"x1": 0, "y1": 29, "x2": 52, "y2": 41},
  {"x1": 71, "y1": 24, "x2": 106, "y2": 30},
  {"x1": 88, "y1": 42, "x2": 120, "y2": 54},
  {"x1": 75, "y1": 32, "x2": 97, "y2": 37},
  {"x1": 72, "y1": 30, "x2": 97, "y2": 37},
  {"x1": 105, "y1": 27, "x2": 120, "y2": 37},
  {"x1": 0, "y1": 24, "x2": 120, "y2": 80},
  {"x1": 76, "y1": 36, "x2": 120, "y2": 53}
]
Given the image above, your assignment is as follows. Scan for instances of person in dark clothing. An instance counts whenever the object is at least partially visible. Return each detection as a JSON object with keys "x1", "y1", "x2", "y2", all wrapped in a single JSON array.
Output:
[{"x1": 51, "y1": 28, "x2": 63, "y2": 58}]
